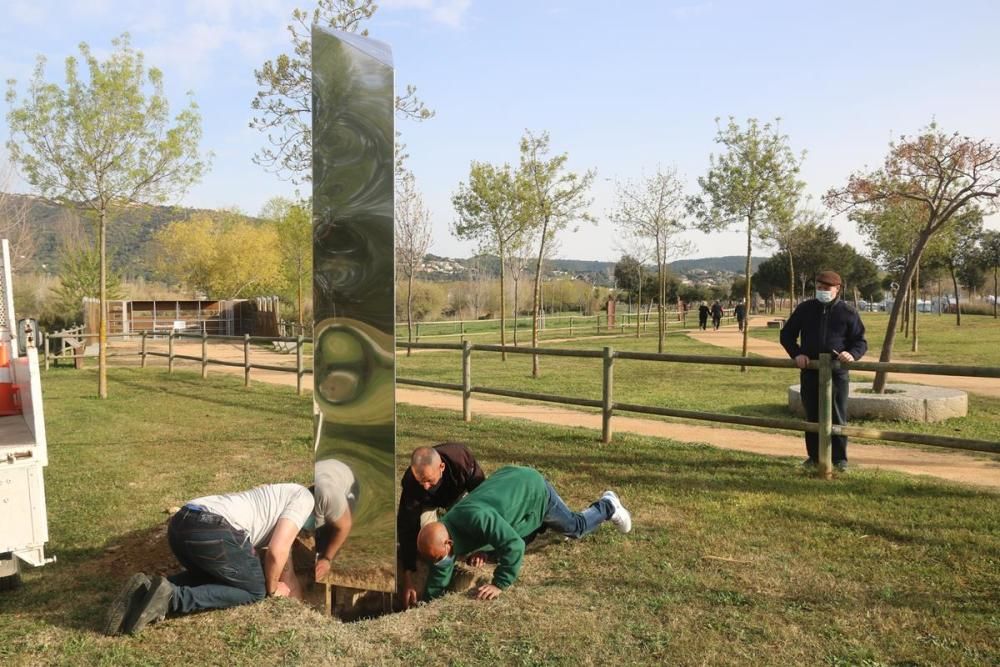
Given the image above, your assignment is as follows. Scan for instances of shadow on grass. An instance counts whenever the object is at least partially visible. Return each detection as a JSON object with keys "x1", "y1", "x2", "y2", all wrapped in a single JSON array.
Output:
[{"x1": 2, "y1": 524, "x2": 181, "y2": 635}]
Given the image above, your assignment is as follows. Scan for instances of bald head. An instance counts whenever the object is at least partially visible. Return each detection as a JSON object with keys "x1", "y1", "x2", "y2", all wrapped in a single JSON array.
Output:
[
  {"x1": 410, "y1": 446, "x2": 445, "y2": 490},
  {"x1": 417, "y1": 521, "x2": 452, "y2": 562}
]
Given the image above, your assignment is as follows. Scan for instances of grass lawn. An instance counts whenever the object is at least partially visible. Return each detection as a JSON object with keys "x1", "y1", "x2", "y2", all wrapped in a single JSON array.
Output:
[
  {"x1": 397, "y1": 331, "x2": 1000, "y2": 444},
  {"x1": 0, "y1": 367, "x2": 997, "y2": 665},
  {"x1": 750, "y1": 311, "x2": 1000, "y2": 367}
]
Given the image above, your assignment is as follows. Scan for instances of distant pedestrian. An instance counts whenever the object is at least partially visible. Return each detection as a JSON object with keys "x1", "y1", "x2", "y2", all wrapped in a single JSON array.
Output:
[
  {"x1": 710, "y1": 301, "x2": 724, "y2": 330},
  {"x1": 734, "y1": 300, "x2": 746, "y2": 332},
  {"x1": 697, "y1": 302, "x2": 710, "y2": 330}
]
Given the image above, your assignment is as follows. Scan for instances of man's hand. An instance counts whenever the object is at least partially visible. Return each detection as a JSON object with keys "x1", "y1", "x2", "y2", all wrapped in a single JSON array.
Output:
[
  {"x1": 794, "y1": 354, "x2": 810, "y2": 369},
  {"x1": 465, "y1": 552, "x2": 487, "y2": 567},
  {"x1": 271, "y1": 581, "x2": 291, "y2": 598},
  {"x1": 836, "y1": 350, "x2": 855, "y2": 363},
  {"x1": 474, "y1": 584, "x2": 502, "y2": 600},
  {"x1": 315, "y1": 557, "x2": 330, "y2": 581}
]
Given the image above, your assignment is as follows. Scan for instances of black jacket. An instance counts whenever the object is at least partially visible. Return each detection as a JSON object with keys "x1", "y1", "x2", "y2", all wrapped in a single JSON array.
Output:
[
  {"x1": 397, "y1": 442, "x2": 485, "y2": 572},
  {"x1": 780, "y1": 298, "x2": 868, "y2": 369}
]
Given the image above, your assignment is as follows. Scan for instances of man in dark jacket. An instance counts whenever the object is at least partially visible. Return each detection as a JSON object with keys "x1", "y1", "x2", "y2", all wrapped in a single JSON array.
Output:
[
  {"x1": 417, "y1": 465, "x2": 631, "y2": 601},
  {"x1": 734, "y1": 300, "x2": 747, "y2": 332},
  {"x1": 397, "y1": 443, "x2": 485, "y2": 608},
  {"x1": 780, "y1": 271, "x2": 867, "y2": 471},
  {"x1": 710, "y1": 301, "x2": 724, "y2": 330}
]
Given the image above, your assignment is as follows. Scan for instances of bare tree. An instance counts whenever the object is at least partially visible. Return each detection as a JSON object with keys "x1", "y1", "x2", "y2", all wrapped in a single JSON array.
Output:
[
  {"x1": 0, "y1": 162, "x2": 36, "y2": 273},
  {"x1": 395, "y1": 170, "x2": 433, "y2": 356},
  {"x1": 610, "y1": 167, "x2": 690, "y2": 352}
]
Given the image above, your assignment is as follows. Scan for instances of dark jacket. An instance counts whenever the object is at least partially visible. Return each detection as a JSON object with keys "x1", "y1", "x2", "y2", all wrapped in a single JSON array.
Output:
[
  {"x1": 734, "y1": 304, "x2": 746, "y2": 320},
  {"x1": 711, "y1": 303, "x2": 724, "y2": 319},
  {"x1": 780, "y1": 297, "x2": 868, "y2": 371},
  {"x1": 426, "y1": 466, "x2": 548, "y2": 598},
  {"x1": 397, "y1": 442, "x2": 485, "y2": 572},
  {"x1": 698, "y1": 305, "x2": 710, "y2": 320}
]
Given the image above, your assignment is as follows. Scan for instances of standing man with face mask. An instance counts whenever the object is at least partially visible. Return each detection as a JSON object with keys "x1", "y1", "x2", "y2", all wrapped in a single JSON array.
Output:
[{"x1": 780, "y1": 271, "x2": 868, "y2": 472}]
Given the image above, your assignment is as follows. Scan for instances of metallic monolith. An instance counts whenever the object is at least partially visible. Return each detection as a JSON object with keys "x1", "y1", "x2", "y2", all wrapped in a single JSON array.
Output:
[{"x1": 312, "y1": 25, "x2": 395, "y2": 593}]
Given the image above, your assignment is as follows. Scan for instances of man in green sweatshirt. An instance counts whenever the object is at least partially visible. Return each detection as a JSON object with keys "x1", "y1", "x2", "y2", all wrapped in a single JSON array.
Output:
[{"x1": 417, "y1": 465, "x2": 631, "y2": 601}]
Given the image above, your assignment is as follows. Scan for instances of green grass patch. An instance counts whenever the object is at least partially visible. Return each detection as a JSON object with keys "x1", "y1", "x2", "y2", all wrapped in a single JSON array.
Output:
[{"x1": 0, "y1": 367, "x2": 997, "y2": 665}]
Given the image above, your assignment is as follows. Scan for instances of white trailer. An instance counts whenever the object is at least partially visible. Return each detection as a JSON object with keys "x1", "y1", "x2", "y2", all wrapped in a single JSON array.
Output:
[{"x1": 0, "y1": 239, "x2": 53, "y2": 589}]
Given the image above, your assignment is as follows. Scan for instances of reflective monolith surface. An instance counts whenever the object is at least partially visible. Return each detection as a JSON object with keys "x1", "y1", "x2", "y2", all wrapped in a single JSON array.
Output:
[{"x1": 312, "y1": 25, "x2": 395, "y2": 593}]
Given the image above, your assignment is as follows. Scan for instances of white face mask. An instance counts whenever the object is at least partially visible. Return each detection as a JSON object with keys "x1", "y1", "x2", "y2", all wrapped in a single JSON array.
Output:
[
  {"x1": 433, "y1": 553, "x2": 455, "y2": 568},
  {"x1": 815, "y1": 289, "x2": 835, "y2": 304}
]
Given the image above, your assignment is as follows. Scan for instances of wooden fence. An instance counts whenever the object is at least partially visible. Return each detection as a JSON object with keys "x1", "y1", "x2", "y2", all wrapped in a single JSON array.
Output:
[{"x1": 42, "y1": 330, "x2": 1000, "y2": 479}]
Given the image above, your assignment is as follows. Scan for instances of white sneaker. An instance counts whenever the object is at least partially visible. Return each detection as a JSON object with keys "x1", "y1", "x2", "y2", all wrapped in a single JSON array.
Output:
[{"x1": 601, "y1": 490, "x2": 632, "y2": 534}]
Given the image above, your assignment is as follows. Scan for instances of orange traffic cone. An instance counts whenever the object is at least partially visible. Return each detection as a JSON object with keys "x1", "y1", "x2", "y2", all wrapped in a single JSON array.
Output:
[{"x1": 0, "y1": 342, "x2": 21, "y2": 416}]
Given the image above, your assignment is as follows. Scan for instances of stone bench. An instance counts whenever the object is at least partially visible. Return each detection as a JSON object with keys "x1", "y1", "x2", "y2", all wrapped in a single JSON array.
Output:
[
  {"x1": 767, "y1": 319, "x2": 785, "y2": 328},
  {"x1": 788, "y1": 383, "x2": 968, "y2": 422}
]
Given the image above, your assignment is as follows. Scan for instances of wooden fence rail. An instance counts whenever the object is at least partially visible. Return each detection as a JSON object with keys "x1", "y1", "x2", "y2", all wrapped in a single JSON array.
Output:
[{"x1": 397, "y1": 340, "x2": 1000, "y2": 477}]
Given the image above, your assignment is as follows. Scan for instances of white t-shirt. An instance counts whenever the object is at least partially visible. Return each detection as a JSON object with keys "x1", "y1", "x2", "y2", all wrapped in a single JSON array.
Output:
[
  {"x1": 190, "y1": 483, "x2": 314, "y2": 548},
  {"x1": 314, "y1": 459, "x2": 357, "y2": 525}
]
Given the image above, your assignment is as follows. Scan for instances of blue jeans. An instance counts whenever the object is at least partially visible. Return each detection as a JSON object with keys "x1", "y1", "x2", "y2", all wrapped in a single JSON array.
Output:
[
  {"x1": 166, "y1": 507, "x2": 266, "y2": 614},
  {"x1": 541, "y1": 481, "x2": 613, "y2": 539}
]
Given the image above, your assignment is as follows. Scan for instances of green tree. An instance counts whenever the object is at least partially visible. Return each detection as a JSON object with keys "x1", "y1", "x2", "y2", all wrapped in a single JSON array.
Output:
[
  {"x1": 452, "y1": 161, "x2": 523, "y2": 359},
  {"x1": 251, "y1": 0, "x2": 432, "y2": 181},
  {"x1": 688, "y1": 117, "x2": 804, "y2": 369},
  {"x1": 827, "y1": 123, "x2": 1000, "y2": 391},
  {"x1": 6, "y1": 34, "x2": 206, "y2": 398},
  {"x1": 152, "y1": 212, "x2": 283, "y2": 297},
  {"x1": 610, "y1": 167, "x2": 690, "y2": 352},
  {"x1": 517, "y1": 130, "x2": 594, "y2": 377},
  {"x1": 262, "y1": 197, "x2": 313, "y2": 331},
  {"x1": 52, "y1": 235, "x2": 123, "y2": 320}
]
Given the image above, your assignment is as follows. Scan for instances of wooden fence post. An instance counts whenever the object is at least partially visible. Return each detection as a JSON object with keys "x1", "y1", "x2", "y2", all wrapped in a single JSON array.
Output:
[
  {"x1": 602, "y1": 346, "x2": 614, "y2": 444},
  {"x1": 462, "y1": 340, "x2": 472, "y2": 422},
  {"x1": 460, "y1": 321, "x2": 465, "y2": 342},
  {"x1": 569, "y1": 316, "x2": 574, "y2": 337},
  {"x1": 243, "y1": 334, "x2": 251, "y2": 387},
  {"x1": 296, "y1": 334, "x2": 305, "y2": 396},
  {"x1": 595, "y1": 314, "x2": 600, "y2": 334},
  {"x1": 168, "y1": 331, "x2": 175, "y2": 374},
  {"x1": 817, "y1": 353, "x2": 834, "y2": 479},
  {"x1": 201, "y1": 330, "x2": 209, "y2": 378},
  {"x1": 140, "y1": 331, "x2": 147, "y2": 368},
  {"x1": 42, "y1": 332, "x2": 49, "y2": 371}
]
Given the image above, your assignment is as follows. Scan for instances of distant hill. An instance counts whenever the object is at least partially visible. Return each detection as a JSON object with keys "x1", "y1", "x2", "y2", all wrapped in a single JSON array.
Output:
[
  {"x1": 5, "y1": 194, "x2": 258, "y2": 278},
  {"x1": 668, "y1": 256, "x2": 766, "y2": 274}
]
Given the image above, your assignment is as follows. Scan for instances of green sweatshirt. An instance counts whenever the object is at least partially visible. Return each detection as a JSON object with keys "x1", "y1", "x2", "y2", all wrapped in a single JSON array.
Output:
[{"x1": 424, "y1": 466, "x2": 548, "y2": 599}]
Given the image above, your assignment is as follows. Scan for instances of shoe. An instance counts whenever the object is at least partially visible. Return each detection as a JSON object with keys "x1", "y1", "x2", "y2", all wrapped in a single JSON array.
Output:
[
  {"x1": 801, "y1": 459, "x2": 817, "y2": 470},
  {"x1": 123, "y1": 576, "x2": 174, "y2": 635},
  {"x1": 103, "y1": 573, "x2": 151, "y2": 636},
  {"x1": 834, "y1": 461, "x2": 848, "y2": 473},
  {"x1": 601, "y1": 490, "x2": 632, "y2": 534}
]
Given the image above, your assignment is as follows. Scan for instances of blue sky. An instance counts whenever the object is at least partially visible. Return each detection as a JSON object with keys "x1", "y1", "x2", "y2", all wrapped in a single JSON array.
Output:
[{"x1": 2, "y1": 0, "x2": 998, "y2": 261}]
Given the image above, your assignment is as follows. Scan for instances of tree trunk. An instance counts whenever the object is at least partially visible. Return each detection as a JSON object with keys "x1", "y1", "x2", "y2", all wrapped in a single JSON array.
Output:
[
  {"x1": 911, "y1": 262, "x2": 919, "y2": 353},
  {"x1": 498, "y1": 247, "x2": 507, "y2": 361},
  {"x1": 937, "y1": 278, "x2": 942, "y2": 316},
  {"x1": 297, "y1": 264, "x2": 304, "y2": 331},
  {"x1": 740, "y1": 218, "x2": 752, "y2": 372},
  {"x1": 513, "y1": 274, "x2": 519, "y2": 346},
  {"x1": 636, "y1": 266, "x2": 642, "y2": 339},
  {"x1": 950, "y1": 262, "x2": 962, "y2": 326},
  {"x1": 406, "y1": 272, "x2": 414, "y2": 357},
  {"x1": 657, "y1": 241, "x2": 665, "y2": 353},
  {"x1": 872, "y1": 234, "x2": 932, "y2": 392},
  {"x1": 531, "y1": 229, "x2": 548, "y2": 378},
  {"x1": 787, "y1": 251, "x2": 795, "y2": 315},
  {"x1": 98, "y1": 207, "x2": 108, "y2": 399}
]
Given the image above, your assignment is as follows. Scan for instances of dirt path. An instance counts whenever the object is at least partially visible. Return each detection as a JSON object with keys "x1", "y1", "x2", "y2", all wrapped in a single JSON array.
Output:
[
  {"x1": 688, "y1": 318, "x2": 1000, "y2": 398},
  {"x1": 109, "y1": 338, "x2": 1000, "y2": 491}
]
